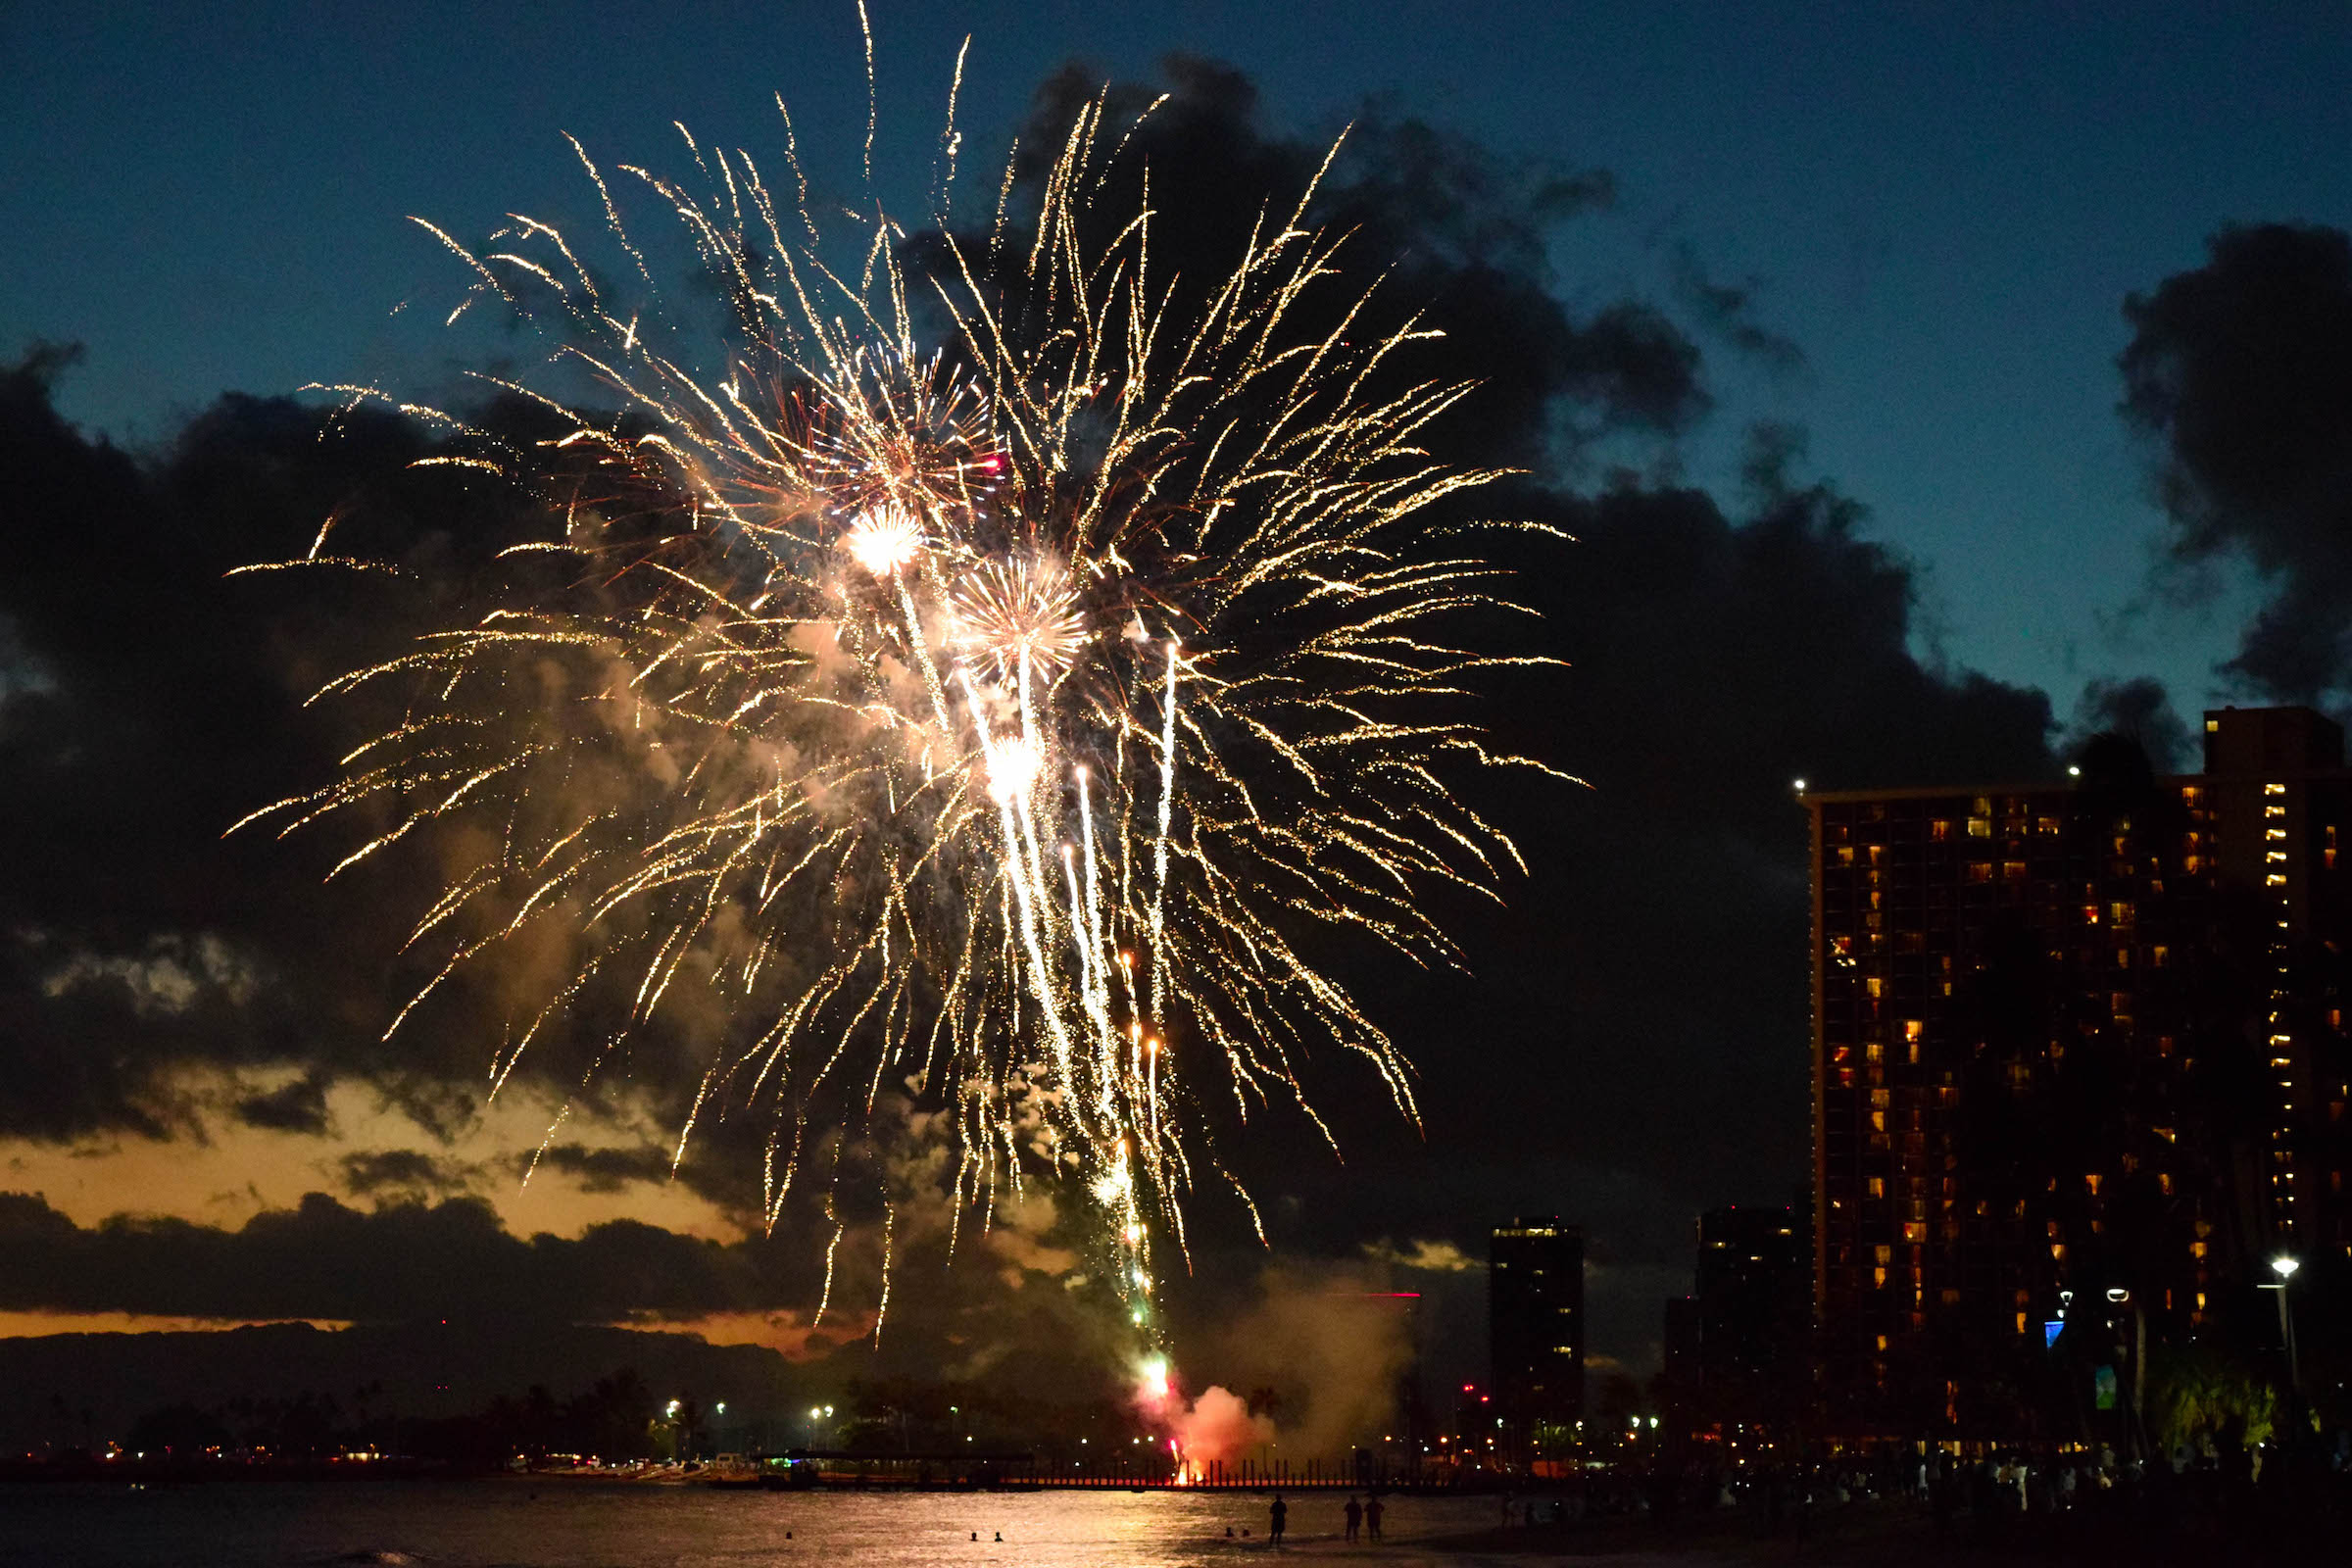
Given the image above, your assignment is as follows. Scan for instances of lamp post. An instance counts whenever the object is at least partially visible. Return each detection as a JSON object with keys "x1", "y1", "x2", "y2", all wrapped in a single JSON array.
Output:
[{"x1": 2268, "y1": 1255, "x2": 2302, "y2": 1395}]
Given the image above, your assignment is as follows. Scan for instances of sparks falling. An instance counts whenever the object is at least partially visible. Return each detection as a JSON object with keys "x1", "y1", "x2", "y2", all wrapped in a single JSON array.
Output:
[{"x1": 237, "y1": 50, "x2": 1565, "y2": 1335}]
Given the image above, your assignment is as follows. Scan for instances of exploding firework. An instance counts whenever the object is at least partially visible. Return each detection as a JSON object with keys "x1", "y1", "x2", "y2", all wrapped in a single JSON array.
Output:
[{"x1": 237, "y1": 41, "x2": 1563, "y2": 1337}]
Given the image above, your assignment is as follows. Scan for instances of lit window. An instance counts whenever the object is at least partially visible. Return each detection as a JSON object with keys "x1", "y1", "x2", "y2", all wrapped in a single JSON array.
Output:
[
  {"x1": 2268, "y1": 873, "x2": 2288, "y2": 887},
  {"x1": 1903, "y1": 1019, "x2": 1923, "y2": 1042},
  {"x1": 1967, "y1": 816, "x2": 1991, "y2": 838},
  {"x1": 1931, "y1": 819, "x2": 1951, "y2": 842},
  {"x1": 1867, "y1": 1177, "x2": 1886, "y2": 1198}
]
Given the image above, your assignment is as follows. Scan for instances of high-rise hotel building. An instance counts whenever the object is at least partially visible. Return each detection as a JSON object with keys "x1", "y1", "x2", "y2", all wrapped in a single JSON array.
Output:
[
  {"x1": 1489, "y1": 1217, "x2": 1586, "y2": 1445},
  {"x1": 1805, "y1": 707, "x2": 2352, "y2": 1427}
]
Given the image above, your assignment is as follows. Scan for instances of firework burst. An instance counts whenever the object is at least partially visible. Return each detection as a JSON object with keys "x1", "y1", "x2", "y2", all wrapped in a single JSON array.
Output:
[{"x1": 237, "y1": 46, "x2": 1565, "y2": 1337}]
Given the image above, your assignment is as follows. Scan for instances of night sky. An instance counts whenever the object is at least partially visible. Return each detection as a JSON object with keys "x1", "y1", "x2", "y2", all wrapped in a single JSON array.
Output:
[{"x1": 7, "y1": 1, "x2": 2352, "y2": 1434}]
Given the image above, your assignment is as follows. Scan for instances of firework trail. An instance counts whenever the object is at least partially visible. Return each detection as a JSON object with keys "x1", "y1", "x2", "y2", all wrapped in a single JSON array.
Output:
[{"x1": 237, "y1": 51, "x2": 1564, "y2": 1336}]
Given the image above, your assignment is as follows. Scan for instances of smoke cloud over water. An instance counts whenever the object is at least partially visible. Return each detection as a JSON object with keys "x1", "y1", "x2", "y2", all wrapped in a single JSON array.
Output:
[
  {"x1": 1168, "y1": 1385, "x2": 1272, "y2": 1470},
  {"x1": 1153, "y1": 1263, "x2": 1419, "y2": 1463}
]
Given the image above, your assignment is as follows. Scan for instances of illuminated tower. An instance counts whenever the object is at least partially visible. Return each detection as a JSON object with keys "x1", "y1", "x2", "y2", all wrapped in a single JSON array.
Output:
[
  {"x1": 1488, "y1": 1217, "x2": 1584, "y2": 1456},
  {"x1": 1803, "y1": 706, "x2": 2352, "y2": 1435}
]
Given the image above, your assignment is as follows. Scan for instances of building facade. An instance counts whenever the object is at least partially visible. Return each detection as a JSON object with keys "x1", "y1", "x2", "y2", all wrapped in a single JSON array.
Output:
[
  {"x1": 1489, "y1": 1217, "x2": 1585, "y2": 1449},
  {"x1": 1695, "y1": 1204, "x2": 1807, "y2": 1410},
  {"x1": 1806, "y1": 707, "x2": 2352, "y2": 1431}
]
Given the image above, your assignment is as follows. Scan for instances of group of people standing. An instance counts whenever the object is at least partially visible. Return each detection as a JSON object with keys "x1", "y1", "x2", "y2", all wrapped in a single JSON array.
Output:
[{"x1": 1262, "y1": 1491, "x2": 1382, "y2": 1545}]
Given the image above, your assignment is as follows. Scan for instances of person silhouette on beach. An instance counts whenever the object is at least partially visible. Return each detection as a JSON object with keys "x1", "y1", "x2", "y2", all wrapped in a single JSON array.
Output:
[
  {"x1": 1344, "y1": 1495, "x2": 1361, "y2": 1542},
  {"x1": 1269, "y1": 1492, "x2": 1287, "y2": 1546},
  {"x1": 1364, "y1": 1494, "x2": 1384, "y2": 1541}
]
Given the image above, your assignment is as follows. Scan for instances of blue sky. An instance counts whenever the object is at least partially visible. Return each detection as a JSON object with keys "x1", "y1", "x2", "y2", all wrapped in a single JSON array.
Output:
[{"x1": 6, "y1": 0, "x2": 2346, "y2": 718}]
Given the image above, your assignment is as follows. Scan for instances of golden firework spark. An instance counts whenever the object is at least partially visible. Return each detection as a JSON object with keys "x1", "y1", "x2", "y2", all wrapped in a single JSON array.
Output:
[
  {"x1": 238, "y1": 51, "x2": 1567, "y2": 1335},
  {"x1": 948, "y1": 557, "x2": 1089, "y2": 683}
]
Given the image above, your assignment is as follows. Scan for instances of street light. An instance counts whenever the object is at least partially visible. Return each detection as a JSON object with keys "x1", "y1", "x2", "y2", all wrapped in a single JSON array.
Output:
[{"x1": 2269, "y1": 1255, "x2": 2303, "y2": 1395}]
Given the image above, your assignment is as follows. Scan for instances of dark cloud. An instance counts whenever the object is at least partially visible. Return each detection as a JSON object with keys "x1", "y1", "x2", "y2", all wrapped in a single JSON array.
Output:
[
  {"x1": 2121, "y1": 222, "x2": 2352, "y2": 704},
  {"x1": 521, "y1": 1143, "x2": 674, "y2": 1195},
  {"x1": 234, "y1": 1071, "x2": 331, "y2": 1135},
  {"x1": 1672, "y1": 245, "x2": 1807, "y2": 374},
  {"x1": 339, "y1": 1149, "x2": 481, "y2": 1200},
  {"x1": 0, "y1": 347, "x2": 520, "y2": 1142},
  {"x1": 967, "y1": 56, "x2": 1710, "y2": 477},
  {"x1": 0, "y1": 1189, "x2": 811, "y2": 1324},
  {"x1": 2067, "y1": 675, "x2": 2192, "y2": 772}
]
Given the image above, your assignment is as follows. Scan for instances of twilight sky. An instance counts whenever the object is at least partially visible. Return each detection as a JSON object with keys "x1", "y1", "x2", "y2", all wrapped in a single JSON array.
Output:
[
  {"x1": 7, "y1": 0, "x2": 2352, "y2": 1422},
  {"x1": 12, "y1": 2, "x2": 2350, "y2": 706}
]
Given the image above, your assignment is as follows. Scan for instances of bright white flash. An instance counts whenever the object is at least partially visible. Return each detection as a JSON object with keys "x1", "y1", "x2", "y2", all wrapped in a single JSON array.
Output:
[
  {"x1": 843, "y1": 503, "x2": 924, "y2": 576},
  {"x1": 987, "y1": 737, "x2": 1042, "y2": 803}
]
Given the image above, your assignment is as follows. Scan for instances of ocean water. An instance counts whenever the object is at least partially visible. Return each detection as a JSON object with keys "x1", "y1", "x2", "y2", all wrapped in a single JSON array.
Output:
[{"x1": 0, "y1": 1484, "x2": 1574, "y2": 1568}]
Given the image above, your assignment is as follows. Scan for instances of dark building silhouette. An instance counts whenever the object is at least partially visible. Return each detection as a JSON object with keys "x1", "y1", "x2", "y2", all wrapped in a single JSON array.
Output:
[
  {"x1": 1660, "y1": 1203, "x2": 1807, "y2": 1445},
  {"x1": 1488, "y1": 1217, "x2": 1584, "y2": 1451},
  {"x1": 1696, "y1": 1205, "x2": 1807, "y2": 1398},
  {"x1": 1805, "y1": 706, "x2": 2352, "y2": 1432}
]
